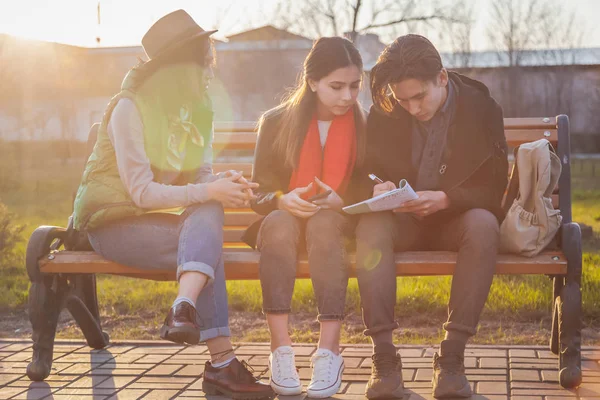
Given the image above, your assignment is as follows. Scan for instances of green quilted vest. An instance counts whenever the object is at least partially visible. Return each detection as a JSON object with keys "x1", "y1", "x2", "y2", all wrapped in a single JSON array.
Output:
[{"x1": 73, "y1": 63, "x2": 213, "y2": 231}]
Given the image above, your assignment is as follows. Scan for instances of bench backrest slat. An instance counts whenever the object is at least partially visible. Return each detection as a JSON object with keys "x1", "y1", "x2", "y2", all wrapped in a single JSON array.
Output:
[
  {"x1": 505, "y1": 129, "x2": 557, "y2": 146},
  {"x1": 502, "y1": 117, "x2": 556, "y2": 130},
  {"x1": 213, "y1": 118, "x2": 560, "y2": 148},
  {"x1": 215, "y1": 118, "x2": 557, "y2": 132}
]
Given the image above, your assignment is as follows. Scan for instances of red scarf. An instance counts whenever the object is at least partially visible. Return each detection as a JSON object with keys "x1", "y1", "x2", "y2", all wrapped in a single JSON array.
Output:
[{"x1": 288, "y1": 109, "x2": 357, "y2": 199}]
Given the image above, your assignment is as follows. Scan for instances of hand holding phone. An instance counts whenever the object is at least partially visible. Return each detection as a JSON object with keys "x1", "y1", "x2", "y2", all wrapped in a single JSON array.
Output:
[
  {"x1": 311, "y1": 178, "x2": 344, "y2": 212},
  {"x1": 307, "y1": 190, "x2": 332, "y2": 202},
  {"x1": 278, "y1": 183, "x2": 320, "y2": 219}
]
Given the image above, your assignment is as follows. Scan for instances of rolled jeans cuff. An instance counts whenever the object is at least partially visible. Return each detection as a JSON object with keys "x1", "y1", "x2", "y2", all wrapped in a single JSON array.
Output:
[
  {"x1": 263, "y1": 308, "x2": 292, "y2": 315},
  {"x1": 177, "y1": 261, "x2": 215, "y2": 282},
  {"x1": 363, "y1": 322, "x2": 399, "y2": 337},
  {"x1": 199, "y1": 326, "x2": 231, "y2": 342},
  {"x1": 318, "y1": 314, "x2": 345, "y2": 322},
  {"x1": 442, "y1": 321, "x2": 477, "y2": 337}
]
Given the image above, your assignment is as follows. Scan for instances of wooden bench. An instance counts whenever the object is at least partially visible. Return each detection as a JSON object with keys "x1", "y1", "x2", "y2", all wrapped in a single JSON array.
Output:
[{"x1": 25, "y1": 116, "x2": 583, "y2": 389}]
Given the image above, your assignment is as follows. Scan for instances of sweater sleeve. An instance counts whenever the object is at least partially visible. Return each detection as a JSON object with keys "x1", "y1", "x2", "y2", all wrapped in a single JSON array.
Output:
[
  {"x1": 250, "y1": 115, "x2": 288, "y2": 215},
  {"x1": 107, "y1": 98, "x2": 211, "y2": 210}
]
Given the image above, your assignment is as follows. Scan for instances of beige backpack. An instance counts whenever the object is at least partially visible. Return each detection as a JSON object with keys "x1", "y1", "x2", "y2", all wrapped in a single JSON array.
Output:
[{"x1": 500, "y1": 139, "x2": 562, "y2": 256}]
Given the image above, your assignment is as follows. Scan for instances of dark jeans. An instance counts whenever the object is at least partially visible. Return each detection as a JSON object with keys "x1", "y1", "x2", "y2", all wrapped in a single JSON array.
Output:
[
  {"x1": 355, "y1": 208, "x2": 499, "y2": 338},
  {"x1": 257, "y1": 209, "x2": 350, "y2": 321}
]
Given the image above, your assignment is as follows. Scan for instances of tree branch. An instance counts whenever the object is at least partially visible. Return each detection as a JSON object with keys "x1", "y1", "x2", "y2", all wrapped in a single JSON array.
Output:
[{"x1": 361, "y1": 14, "x2": 462, "y2": 30}]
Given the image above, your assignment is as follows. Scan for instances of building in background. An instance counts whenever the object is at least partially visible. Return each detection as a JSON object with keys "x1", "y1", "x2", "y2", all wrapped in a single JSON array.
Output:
[{"x1": 0, "y1": 29, "x2": 599, "y2": 151}]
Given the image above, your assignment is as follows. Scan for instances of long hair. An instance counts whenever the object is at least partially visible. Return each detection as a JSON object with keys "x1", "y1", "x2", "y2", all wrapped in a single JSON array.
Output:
[
  {"x1": 270, "y1": 36, "x2": 366, "y2": 169},
  {"x1": 370, "y1": 34, "x2": 443, "y2": 113},
  {"x1": 129, "y1": 37, "x2": 215, "y2": 116}
]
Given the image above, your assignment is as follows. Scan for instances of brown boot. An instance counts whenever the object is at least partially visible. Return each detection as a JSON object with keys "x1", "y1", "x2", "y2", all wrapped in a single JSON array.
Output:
[
  {"x1": 159, "y1": 302, "x2": 199, "y2": 345},
  {"x1": 432, "y1": 340, "x2": 472, "y2": 398},
  {"x1": 365, "y1": 344, "x2": 404, "y2": 399},
  {"x1": 202, "y1": 358, "x2": 275, "y2": 399}
]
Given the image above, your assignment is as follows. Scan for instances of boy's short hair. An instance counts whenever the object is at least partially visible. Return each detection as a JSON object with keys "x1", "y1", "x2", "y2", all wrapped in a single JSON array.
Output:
[{"x1": 370, "y1": 34, "x2": 443, "y2": 113}]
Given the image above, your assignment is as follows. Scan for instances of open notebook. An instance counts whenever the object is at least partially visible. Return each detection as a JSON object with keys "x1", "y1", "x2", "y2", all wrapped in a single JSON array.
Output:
[{"x1": 343, "y1": 179, "x2": 418, "y2": 214}]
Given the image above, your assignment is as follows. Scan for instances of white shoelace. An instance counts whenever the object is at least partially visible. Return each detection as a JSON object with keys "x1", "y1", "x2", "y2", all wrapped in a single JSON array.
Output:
[
  {"x1": 311, "y1": 351, "x2": 334, "y2": 383},
  {"x1": 273, "y1": 348, "x2": 298, "y2": 381}
]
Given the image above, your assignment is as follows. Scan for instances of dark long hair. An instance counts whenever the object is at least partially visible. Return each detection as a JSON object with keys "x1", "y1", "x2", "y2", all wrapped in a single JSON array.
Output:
[
  {"x1": 370, "y1": 34, "x2": 443, "y2": 113},
  {"x1": 269, "y1": 36, "x2": 366, "y2": 169}
]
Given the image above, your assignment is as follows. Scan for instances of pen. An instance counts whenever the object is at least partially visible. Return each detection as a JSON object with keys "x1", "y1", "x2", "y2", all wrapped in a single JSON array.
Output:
[{"x1": 368, "y1": 173, "x2": 384, "y2": 184}]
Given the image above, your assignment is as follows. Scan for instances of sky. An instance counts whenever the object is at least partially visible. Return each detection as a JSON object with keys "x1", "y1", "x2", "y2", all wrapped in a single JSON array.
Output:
[{"x1": 0, "y1": 0, "x2": 599, "y2": 50}]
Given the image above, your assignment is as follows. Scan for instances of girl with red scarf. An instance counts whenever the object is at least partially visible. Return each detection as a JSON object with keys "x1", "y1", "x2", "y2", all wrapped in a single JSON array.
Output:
[{"x1": 242, "y1": 37, "x2": 366, "y2": 398}]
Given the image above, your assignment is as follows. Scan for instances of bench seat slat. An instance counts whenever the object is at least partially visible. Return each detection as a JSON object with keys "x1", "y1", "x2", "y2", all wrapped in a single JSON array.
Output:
[
  {"x1": 39, "y1": 250, "x2": 567, "y2": 280},
  {"x1": 224, "y1": 212, "x2": 262, "y2": 226},
  {"x1": 505, "y1": 129, "x2": 557, "y2": 146}
]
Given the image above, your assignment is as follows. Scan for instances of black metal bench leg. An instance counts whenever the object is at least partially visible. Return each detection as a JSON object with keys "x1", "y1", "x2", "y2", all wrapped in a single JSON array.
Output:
[
  {"x1": 27, "y1": 276, "x2": 69, "y2": 381},
  {"x1": 550, "y1": 276, "x2": 564, "y2": 355},
  {"x1": 558, "y1": 222, "x2": 583, "y2": 388},
  {"x1": 66, "y1": 275, "x2": 109, "y2": 349},
  {"x1": 25, "y1": 225, "x2": 69, "y2": 381}
]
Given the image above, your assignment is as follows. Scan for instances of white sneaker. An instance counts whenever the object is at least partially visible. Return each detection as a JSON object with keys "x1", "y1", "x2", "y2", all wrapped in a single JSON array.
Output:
[
  {"x1": 307, "y1": 348, "x2": 345, "y2": 398},
  {"x1": 269, "y1": 346, "x2": 303, "y2": 395}
]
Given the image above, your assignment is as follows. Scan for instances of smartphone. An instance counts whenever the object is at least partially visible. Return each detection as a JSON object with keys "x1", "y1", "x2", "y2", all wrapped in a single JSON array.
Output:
[{"x1": 307, "y1": 190, "x2": 332, "y2": 202}]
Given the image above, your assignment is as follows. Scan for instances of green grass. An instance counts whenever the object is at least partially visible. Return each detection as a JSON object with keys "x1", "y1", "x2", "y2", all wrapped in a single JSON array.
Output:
[
  {"x1": 573, "y1": 190, "x2": 600, "y2": 229},
  {"x1": 1, "y1": 146, "x2": 599, "y2": 342}
]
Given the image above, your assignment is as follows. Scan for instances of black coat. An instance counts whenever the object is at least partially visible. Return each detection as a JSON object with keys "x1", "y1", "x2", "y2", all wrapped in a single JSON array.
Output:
[
  {"x1": 353, "y1": 72, "x2": 509, "y2": 224},
  {"x1": 241, "y1": 106, "x2": 363, "y2": 248}
]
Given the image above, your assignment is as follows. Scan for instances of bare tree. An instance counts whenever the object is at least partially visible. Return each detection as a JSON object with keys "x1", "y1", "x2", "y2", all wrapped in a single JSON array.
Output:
[
  {"x1": 210, "y1": 1, "x2": 253, "y2": 33},
  {"x1": 273, "y1": 0, "x2": 463, "y2": 43},
  {"x1": 487, "y1": 0, "x2": 587, "y2": 118},
  {"x1": 487, "y1": 0, "x2": 548, "y2": 116},
  {"x1": 536, "y1": 8, "x2": 583, "y2": 120},
  {"x1": 439, "y1": 0, "x2": 474, "y2": 69},
  {"x1": 487, "y1": 0, "x2": 547, "y2": 68}
]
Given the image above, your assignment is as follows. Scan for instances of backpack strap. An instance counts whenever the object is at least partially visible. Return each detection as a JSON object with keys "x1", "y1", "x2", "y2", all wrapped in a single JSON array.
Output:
[
  {"x1": 502, "y1": 145, "x2": 521, "y2": 215},
  {"x1": 545, "y1": 143, "x2": 562, "y2": 198}
]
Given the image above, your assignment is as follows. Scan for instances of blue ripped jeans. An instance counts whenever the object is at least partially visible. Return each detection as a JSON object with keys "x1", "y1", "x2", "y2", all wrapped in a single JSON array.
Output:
[{"x1": 87, "y1": 201, "x2": 230, "y2": 342}]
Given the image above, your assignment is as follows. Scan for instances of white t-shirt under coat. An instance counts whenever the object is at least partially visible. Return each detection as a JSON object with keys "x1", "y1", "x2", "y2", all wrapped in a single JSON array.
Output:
[{"x1": 317, "y1": 120, "x2": 332, "y2": 148}]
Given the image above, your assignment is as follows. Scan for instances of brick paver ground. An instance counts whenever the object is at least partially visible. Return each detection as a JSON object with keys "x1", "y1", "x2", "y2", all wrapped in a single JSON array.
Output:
[{"x1": 0, "y1": 339, "x2": 599, "y2": 399}]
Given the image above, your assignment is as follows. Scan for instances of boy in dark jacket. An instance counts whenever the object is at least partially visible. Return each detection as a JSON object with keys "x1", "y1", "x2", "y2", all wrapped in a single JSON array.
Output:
[{"x1": 355, "y1": 34, "x2": 508, "y2": 399}]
